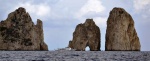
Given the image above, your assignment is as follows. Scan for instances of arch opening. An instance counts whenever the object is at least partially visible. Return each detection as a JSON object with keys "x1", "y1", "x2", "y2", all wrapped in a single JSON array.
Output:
[{"x1": 85, "y1": 46, "x2": 90, "y2": 51}]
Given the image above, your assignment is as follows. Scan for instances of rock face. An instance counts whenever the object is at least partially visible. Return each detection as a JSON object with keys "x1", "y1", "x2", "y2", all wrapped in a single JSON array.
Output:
[
  {"x1": 0, "y1": 7, "x2": 48, "y2": 50},
  {"x1": 69, "y1": 19, "x2": 100, "y2": 51},
  {"x1": 105, "y1": 7, "x2": 141, "y2": 51}
]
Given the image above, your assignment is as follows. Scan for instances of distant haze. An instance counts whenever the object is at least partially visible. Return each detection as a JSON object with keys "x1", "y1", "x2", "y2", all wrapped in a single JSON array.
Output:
[{"x1": 0, "y1": 0, "x2": 150, "y2": 51}]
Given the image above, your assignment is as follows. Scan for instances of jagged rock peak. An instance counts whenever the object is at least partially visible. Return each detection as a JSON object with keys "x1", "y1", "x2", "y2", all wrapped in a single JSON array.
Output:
[
  {"x1": 110, "y1": 7, "x2": 127, "y2": 14},
  {"x1": 0, "y1": 7, "x2": 48, "y2": 51},
  {"x1": 6, "y1": 7, "x2": 32, "y2": 22},
  {"x1": 15, "y1": 7, "x2": 26, "y2": 13},
  {"x1": 109, "y1": 7, "x2": 130, "y2": 19},
  {"x1": 84, "y1": 19, "x2": 96, "y2": 26},
  {"x1": 105, "y1": 7, "x2": 141, "y2": 51},
  {"x1": 68, "y1": 19, "x2": 100, "y2": 51}
]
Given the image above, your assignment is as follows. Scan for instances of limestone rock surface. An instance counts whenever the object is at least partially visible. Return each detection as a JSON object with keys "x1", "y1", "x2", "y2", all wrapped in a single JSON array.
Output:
[
  {"x1": 105, "y1": 7, "x2": 141, "y2": 51},
  {"x1": 69, "y1": 19, "x2": 100, "y2": 51},
  {"x1": 0, "y1": 7, "x2": 48, "y2": 51}
]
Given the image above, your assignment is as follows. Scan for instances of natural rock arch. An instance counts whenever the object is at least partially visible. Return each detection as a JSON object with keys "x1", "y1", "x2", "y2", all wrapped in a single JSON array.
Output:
[{"x1": 68, "y1": 19, "x2": 100, "y2": 51}]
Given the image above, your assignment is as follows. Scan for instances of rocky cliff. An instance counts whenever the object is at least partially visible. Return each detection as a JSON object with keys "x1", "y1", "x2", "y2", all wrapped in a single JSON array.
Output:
[
  {"x1": 0, "y1": 7, "x2": 48, "y2": 51},
  {"x1": 69, "y1": 19, "x2": 100, "y2": 51},
  {"x1": 105, "y1": 7, "x2": 141, "y2": 51}
]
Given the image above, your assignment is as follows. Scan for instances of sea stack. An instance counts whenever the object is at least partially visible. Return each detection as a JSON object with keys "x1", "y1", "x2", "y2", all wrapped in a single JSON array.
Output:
[
  {"x1": 0, "y1": 7, "x2": 48, "y2": 51},
  {"x1": 105, "y1": 7, "x2": 141, "y2": 51},
  {"x1": 69, "y1": 19, "x2": 100, "y2": 51}
]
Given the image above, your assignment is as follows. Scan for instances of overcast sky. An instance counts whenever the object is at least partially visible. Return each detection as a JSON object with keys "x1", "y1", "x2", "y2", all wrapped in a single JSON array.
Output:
[{"x1": 0, "y1": 0, "x2": 150, "y2": 51}]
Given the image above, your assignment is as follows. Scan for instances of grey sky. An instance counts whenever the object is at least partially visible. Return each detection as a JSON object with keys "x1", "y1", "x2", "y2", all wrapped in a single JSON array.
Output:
[{"x1": 0, "y1": 0, "x2": 150, "y2": 51}]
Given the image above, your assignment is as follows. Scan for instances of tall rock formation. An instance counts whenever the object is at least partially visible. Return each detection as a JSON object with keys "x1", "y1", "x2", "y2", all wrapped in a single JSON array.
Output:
[
  {"x1": 105, "y1": 7, "x2": 141, "y2": 51},
  {"x1": 69, "y1": 19, "x2": 100, "y2": 51},
  {"x1": 0, "y1": 7, "x2": 48, "y2": 51}
]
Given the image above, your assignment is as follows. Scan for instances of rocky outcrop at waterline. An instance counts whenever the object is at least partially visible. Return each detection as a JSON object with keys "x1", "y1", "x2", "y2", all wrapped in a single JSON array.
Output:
[
  {"x1": 105, "y1": 7, "x2": 141, "y2": 51},
  {"x1": 68, "y1": 19, "x2": 100, "y2": 51},
  {"x1": 0, "y1": 7, "x2": 48, "y2": 51}
]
